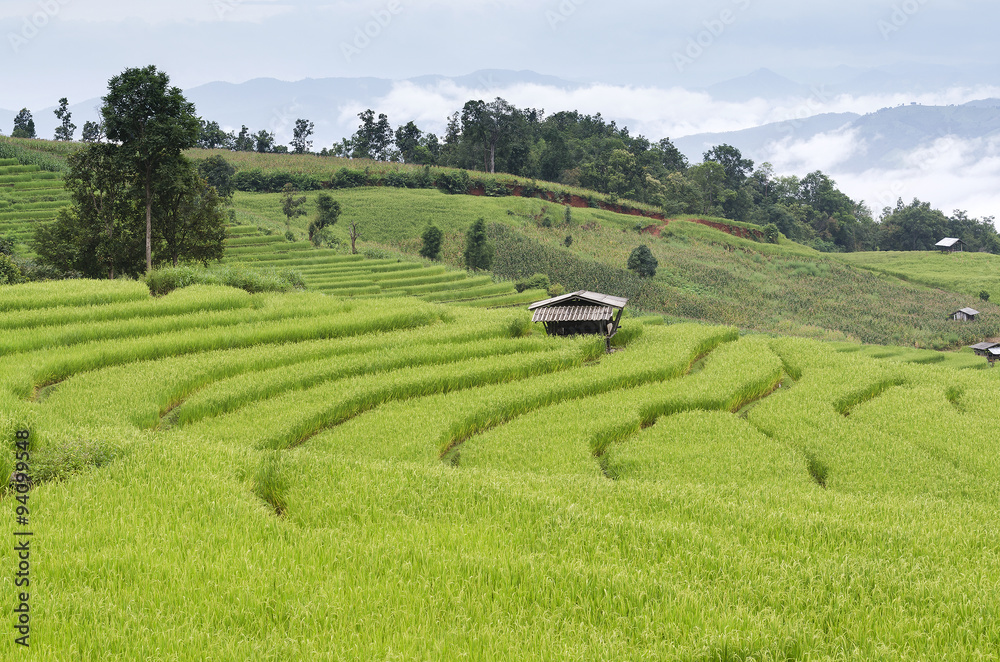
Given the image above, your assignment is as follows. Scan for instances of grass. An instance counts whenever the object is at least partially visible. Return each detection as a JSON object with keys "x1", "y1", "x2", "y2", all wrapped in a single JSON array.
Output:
[
  {"x1": 5, "y1": 137, "x2": 999, "y2": 349},
  {"x1": 837, "y1": 250, "x2": 1000, "y2": 302},
  {"x1": 1, "y1": 280, "x2": 1000, "y2": 659}
]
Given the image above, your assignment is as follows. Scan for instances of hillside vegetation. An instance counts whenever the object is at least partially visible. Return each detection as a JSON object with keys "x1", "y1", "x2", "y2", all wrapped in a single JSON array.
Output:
[
  {"x1": 227, "y1": 178, "x2": 999, "y2": 347},
  {"x1": 838, "y1": 250, "x2": 1000, "y2": 302},
  {"x1": 3, "y1": 138, "x2": 998, "y2": 347},
  {"x1": 1, "y1": 280, "x2": 999, "y2": 659}
]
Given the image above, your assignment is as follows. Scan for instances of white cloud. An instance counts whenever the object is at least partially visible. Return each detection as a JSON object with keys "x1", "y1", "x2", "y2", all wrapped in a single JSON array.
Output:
[
  {"x1": 831, "y1": 135, "x2": 1000, "y2": 221},
  {"x1": 763, "y1": 127, "x2": 864, "y2": 174}
]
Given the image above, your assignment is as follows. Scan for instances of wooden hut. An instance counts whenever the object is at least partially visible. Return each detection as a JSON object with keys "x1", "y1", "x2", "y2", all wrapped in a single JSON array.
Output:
[
  {"x1": 988, "y1": 347, "x2": 1000, "y2": 366},
  {"x1": 969, "y1": 341, "x2": 1000, "y2": 356},
  {"x1": 935, "y1": 237, "x2": 965, "y2": 252},
  {"x1": 529, "y1": 290, "x2": 628, "y2": 351},
  {"x1": 950, "y1": 307, "x2": 980, "y2": 321}
]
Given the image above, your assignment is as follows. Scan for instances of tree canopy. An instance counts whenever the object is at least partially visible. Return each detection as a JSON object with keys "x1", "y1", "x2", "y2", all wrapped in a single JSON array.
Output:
[
  {"x1": 464, "y1": 218, "x2": 494, "y2": 270},
  {"x1": 627, "y1": 245, "x2": 658, "y2": 278},
  {"x1": 101, "y1": 65, "x2": 201, "y2": 271},
  {"x1": 34, "y1": 67, "x2": 225, "y2": 278},
  {"x1": 53, "y1": 98, "x2": 75, "y2": 141},
  {"x1": 12, "y1": 109, "x2": 35, "y2": 139}
]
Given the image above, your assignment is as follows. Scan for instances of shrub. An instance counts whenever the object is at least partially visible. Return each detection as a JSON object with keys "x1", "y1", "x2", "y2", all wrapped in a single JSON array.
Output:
[
  {"x1": 420, "y1": 224, "x2": 443, "y2": 260},
  {"x1": 436, "y1": 170, "x2": 470, "y2": 195},
  {"x1": 980, "y1": 290, "x2": 990, "y2": 302},
  {"x1": 627, "y1": 245, "x2": 658, "y2": 278},
  {"x1": 145, "y1": 264, "x2": 306, "y2": 296},
  {"x1": 0, "y1": 253, "x2": 24, "y2": 285},
  {"x1": 330, "y1": 167, "x2": 368, "y2": 189},
  {"x1": 464, "y1": 218, "x2": 494, "y2": 271},
  {"x1": 515, "y1": 273, "x2": 550, "y2": 293},
  {"x1": 508, "y1": 314, "x2": 533, "y2": 338},
  {"x1": 763, "y1": 223, "x2": 780, "y2": 244}
]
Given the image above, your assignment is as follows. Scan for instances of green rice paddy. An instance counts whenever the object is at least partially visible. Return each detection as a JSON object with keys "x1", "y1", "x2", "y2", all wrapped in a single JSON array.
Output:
[{"x1": 1, "y1": 280, "x2": 999, "y2": 660}]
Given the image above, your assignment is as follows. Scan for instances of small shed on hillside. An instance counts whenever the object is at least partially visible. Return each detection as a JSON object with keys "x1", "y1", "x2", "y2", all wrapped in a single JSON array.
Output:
[
  {"x1": 529, "y1": 290, "x2": 628, "y2": 349},
  {"x1": 988, "y1": 347, "x2": 1000, "y2": 366},
  {"x1": 970, "y1": 341, "x2": 1000, "y2": 356},
  {"x1": 951, "y1": 307, "x2": 980, "y2": 321},
  {"x1": 935, "y1": 237, "x2": 965, "y2": 252}
]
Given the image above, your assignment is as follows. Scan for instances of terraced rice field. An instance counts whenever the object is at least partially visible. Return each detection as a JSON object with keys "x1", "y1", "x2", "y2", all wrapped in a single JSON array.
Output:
[
  {"x1": 0, "y1": 160, "x2": 68, "y2": 254},
  {"x1": 223, "y1": 224, "x2": 544, "y2": 306},
  {"x1": 1, "y1": 279, "x2": 999, "y2": 660}
]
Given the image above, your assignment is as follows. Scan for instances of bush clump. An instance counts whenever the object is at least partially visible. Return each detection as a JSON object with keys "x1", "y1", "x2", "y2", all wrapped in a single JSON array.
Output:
[
  {"x1": 515, "y1": 272, "x2": 550, "y2": 293},
  {"x1": 145, "y1": 264, "x2": 306, "y2": 296}
]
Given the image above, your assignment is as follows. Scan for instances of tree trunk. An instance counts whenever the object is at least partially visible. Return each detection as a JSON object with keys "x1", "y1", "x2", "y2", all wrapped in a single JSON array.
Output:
[{"x1": 145, "y1": 170, "x2": 153, "y2": 272}]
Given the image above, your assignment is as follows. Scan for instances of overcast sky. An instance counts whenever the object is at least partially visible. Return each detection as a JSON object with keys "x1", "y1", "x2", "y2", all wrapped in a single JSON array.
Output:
[
  {"x1": 3, "y1": 0, "x2": 998, "y2": 108},
  {"x1": 3, "y1": 0, "x2": 1000, "y2": 218}
]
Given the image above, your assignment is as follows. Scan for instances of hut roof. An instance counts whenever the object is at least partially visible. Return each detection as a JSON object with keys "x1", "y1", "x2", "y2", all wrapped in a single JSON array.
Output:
[
  {"x1": 970, "y1": 341, "x2": 999, "y2": 351},
  {"x1": 989, "y1": 347, "x2": 1000, "y2": 357},
  {"x1": 956, "y1": 307, "x2": 980, "y2": 316},
  {"x1": 935, "y1": 237, "x2": 964, "y2": 248},
  {"x1": 528, "y1": 290, "x2": 628, "y2": 311},
  {"x1": 532, "y1": 305, "x2": 616, "y2": 323}
]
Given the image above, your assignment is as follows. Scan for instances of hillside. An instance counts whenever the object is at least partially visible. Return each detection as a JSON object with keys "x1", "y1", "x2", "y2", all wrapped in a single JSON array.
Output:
[
  {"x1": 215, "y1": 151, "x2": 999, "y2": 347},
  {"x1": 837, "y1": 250, "x2": 1000, "y2": 302},
  {"x1": 2, "y1": 280, "x2": 1000, "y2": 658},
  {"x1": 2, "y1": 137, "x2": 998, "y2": 347}
]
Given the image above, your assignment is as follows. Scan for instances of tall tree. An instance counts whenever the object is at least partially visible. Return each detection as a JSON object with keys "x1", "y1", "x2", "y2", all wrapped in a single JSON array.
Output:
[
  {"x1": 153, "y1": 158, "x2": 227, "y2": 267},
  {"x1": 308, "y1": 193, "x2": 341, "y2": 245},
  {"x1": 351, "y1": 110, "x2": 393, "y2": 161},
  {"x1": 101, "y1": 65, "x2": 200, "y2": 272},
  {"x1": 463, "y1": 218, "x2": 493, "y2": 270},
  {"x1": 878, "y1": 198, "x2": 950, "y2": 251},
  {"x1": 703, "y1": 144, "x2": 754, "y2": 190},
  {"x1": 291, "y1": 118, "x2": 314, "y2": 154},
  {"x1": 12, "y1": 109, "x2": 35, "y2": 138},
  {"x1": 234, "y1": 125, "x2": 254, "y2": 151},
  {"x1": 281, "y1": 184, "x2": 307, "y2": 232},
  {"x1": 81, "y1": 121, "x2": 103, "y2": 143},
  {"x1": 53, "y1": 98, "x2": 76, "y2": 141},
  {"x1": 33, "y1": 144, "x2": 144, "y2": 278},
  {"x1": 348, "y1": 220, "x2": 361, "y2": 254},
  {"x1": 197, "y1": 120, "x2": 232, "y2": 149},
  {"x1": 420, "y1": 224, "x2": 443, "y2": 260},
  {"x1": 395, "y1": 121, "x2": 422, "y2": 163},
  {"x1": 254, "y1": 130, "x2": 275, "y2": 153},
  {"x1": 461, "y1": 98, "x2": 519, "y2": 173},
  {"x1": 196, "y1": 155, "x2": 236, "y2": 200}
]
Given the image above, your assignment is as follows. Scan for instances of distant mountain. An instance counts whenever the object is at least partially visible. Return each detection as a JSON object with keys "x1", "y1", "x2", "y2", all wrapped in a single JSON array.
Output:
[
  {"x1": 673, "y1": 100, "x2": 1000, "y2": 173},
  {"x1": 5, "y1": 70, "x2": 580, "y2": 146},
  {"x1": 674, "y1": 112, "x2": 860, "y2": 163},
  {"x1": 703, "y1": 68, "x2": 813, "y2": 102}
]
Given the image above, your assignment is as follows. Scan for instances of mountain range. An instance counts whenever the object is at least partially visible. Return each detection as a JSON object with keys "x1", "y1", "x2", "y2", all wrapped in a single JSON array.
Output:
[{"x1": 4, "y1": 67, "x2": 1000, "y2": 184}]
